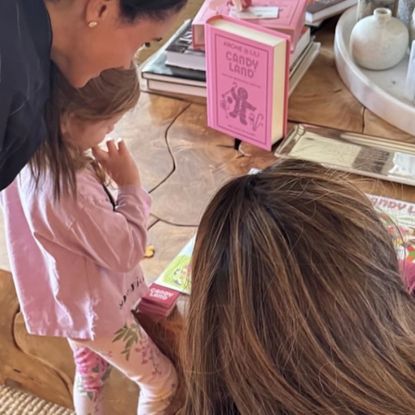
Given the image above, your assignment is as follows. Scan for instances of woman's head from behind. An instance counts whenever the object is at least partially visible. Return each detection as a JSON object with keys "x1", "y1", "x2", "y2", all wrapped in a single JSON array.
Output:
[
  {"x1": 47, "y1": 0, "x2": 187, "y2": 87},
  {"x1": 182, "y1": 159, "x2": 415, "y2": 415}
]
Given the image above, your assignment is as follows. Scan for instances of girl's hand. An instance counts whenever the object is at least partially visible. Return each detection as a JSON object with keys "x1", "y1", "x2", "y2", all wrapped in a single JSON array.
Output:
[{"x1": 92, "y1": 139, "x2": 140, "y2": 187}]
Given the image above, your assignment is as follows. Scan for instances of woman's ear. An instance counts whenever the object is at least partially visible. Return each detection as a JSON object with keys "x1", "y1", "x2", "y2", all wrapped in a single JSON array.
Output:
[{"x1": 84, "y1": 0, "x2": 113, "y2": 27}]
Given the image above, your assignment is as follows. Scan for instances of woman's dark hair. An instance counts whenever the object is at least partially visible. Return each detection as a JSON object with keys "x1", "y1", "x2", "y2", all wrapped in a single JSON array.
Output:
[
  {"x1": 119, "y1": 0, "x2": 187, "y2": 22},
  {"x1": 181, "y1": 159, "x2": 415, "y2": 415}
]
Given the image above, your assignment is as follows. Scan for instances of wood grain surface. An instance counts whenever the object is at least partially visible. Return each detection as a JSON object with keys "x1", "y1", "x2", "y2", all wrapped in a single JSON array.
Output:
[
  {"x1": 150, "y1": 103, "x2": 277, "y2": 225},
  {"x1": 363, "y1": 109, "x2": 415, "y2": 143},
  {"x1": 114, "y1": 93, "x2": 189, "y2": 192},
  {"x1": 289, "y1": 20, "x2": 364, "y2": 133}
]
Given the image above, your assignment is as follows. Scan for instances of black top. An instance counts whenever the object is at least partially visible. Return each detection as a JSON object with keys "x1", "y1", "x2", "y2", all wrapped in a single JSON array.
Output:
[{"x1": 0, "y1": 0, "x2": 52, "y2": 190}]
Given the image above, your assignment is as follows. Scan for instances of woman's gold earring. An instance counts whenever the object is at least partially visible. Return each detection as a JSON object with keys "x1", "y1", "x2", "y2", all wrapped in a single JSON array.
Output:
[{"x1": 88, "y1": 21, "x2": 98, "y2": 28}]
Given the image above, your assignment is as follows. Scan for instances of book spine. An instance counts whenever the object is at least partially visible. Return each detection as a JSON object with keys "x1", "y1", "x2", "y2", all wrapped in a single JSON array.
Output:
[
  {"x1": 282, "y1": 36, "x2": 290, "y2": 138},
  {"x1": 266, "y1": 53, "x2": 274, "y2": 148},
  {"x1": 269, "y1": 36, "x2": 289, "y2": 145},
  {"x1": 192, "y1": 24, "x2": 205, "y2": 50},
  {"x1": 192, "y1": 1, "x2": 211, "y2": 49},
  {"x1": 205, "y1": 22, "x2": 216, "y2": 128},
  {"x1": 288, "y1": 0, "x2": 307, "y2": 49}
]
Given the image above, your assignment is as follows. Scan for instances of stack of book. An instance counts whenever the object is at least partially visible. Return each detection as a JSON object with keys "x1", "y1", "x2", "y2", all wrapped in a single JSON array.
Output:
[
  {"x1": 165, "y1": 24, "x2": 205, "y2": 72},
  {"x1": 140, "y1": 21, "x2": 207, "y2": 98},
  {"x1": 140, "y1": 1, "x2": 320, "y2": 99},
  {"x1": 140, "y1": 21, "x2": 320, "y2": 98}
]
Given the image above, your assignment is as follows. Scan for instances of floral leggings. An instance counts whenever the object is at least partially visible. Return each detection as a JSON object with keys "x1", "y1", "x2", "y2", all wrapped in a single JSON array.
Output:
[{"x1": 68, "y1": 316, "x2": 177, "y2": 415}]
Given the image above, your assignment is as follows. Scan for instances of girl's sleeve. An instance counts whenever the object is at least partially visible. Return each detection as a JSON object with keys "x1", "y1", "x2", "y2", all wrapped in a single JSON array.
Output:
[
  {"x1": 69, "y1": 186, "x2": 151, "y2": 273},
  {"x1": 34, "y1": 181, "x2": 152, "y2": 273}
]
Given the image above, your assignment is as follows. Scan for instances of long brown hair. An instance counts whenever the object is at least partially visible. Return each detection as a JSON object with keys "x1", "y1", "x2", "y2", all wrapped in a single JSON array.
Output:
[
  {"x1": 181, "y1": 159, "x2": 415, "y2": 415},
  {"x1": 31, "y1": 66, "x2": 140, "y2": 199}
]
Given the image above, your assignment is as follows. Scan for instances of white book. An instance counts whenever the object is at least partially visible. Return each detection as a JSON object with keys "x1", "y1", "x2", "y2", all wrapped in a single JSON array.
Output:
[
  {"x1": 289, "y1": 42, "x2": 321, "y2": 96},
  {"x1": 306, "y1": 0, "x2": 357, "y2": 24},
  {"x1": 142, "y1": 78, "x2": 207, "y2": 98},
  {"x1": 290, "y1": 28, "x2": 311, "y2": 68},
  {"x1": 165, "y1": 20, "x2": 206, "y2": 71}
]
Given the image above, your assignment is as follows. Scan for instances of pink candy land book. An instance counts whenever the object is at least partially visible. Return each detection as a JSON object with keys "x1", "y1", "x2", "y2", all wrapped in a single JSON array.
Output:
[
  {"x1": 205, "y1": 15, "x2": 290, "y2": 150},
  {"x1": 192, "y1": 0, "x2": 307, "y2": 50}
]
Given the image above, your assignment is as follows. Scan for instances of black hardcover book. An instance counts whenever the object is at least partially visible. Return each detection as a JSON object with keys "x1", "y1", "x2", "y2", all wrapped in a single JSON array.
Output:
[
  {"x1": 165, "y1": 20, "x2": 206, "y2": 71},
  {"x1": 141, "y1": 50, "x2": 206, "y2": 84},
  {"x1": 140, "y1": 19, "x2": 206, "y2": 85}
]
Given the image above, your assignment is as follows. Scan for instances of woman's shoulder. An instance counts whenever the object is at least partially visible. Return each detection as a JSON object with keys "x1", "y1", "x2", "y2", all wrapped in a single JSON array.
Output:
[
  {"x1": 0, "y1": 0, "x2": 52, "y2": 189},
  {"x1": 0, "y1": 0, "x2": 51, "y2": 90},
  {"x1": 0, "y1": 0, "x2": 51, "y2": 49}
]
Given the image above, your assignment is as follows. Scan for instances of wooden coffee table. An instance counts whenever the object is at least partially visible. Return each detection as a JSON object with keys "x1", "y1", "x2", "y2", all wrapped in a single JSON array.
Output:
[{"x1": 119, "y1": 20, "x2": 415, "y2": 285}]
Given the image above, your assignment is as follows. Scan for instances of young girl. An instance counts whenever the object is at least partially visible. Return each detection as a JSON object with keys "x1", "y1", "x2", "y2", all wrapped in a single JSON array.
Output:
[
  {"x1": 181, "y1": 159, "x2": 415, "y2": 415},
  {"x1": 0, "y1": 67, "x2": 177, "y2": 415}
]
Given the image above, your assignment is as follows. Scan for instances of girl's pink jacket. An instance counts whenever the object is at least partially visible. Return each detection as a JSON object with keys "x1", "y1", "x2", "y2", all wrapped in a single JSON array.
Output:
[{"x1": 0, "y1": 166, "x2": 150, "y2": 339}]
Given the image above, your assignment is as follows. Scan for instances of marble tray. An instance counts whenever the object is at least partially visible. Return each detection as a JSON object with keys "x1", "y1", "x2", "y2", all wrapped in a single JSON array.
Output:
[{"x1": 334, "y1": 6, "x2": 415, "y2": 136}]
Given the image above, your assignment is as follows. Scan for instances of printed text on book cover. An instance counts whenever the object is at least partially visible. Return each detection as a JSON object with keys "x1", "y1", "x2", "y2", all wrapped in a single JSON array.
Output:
[{"x1": 208, "y1": 32, "x2": 275, "y2": 147}]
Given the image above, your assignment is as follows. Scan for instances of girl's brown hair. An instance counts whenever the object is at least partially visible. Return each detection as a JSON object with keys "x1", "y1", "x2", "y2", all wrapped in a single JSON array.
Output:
[
  {"x1": 31, "y1": 65, "x2": 140, "y2": 199},
  {"x1": 181, "y1": 159, "x2": 415, "y2": 415}
]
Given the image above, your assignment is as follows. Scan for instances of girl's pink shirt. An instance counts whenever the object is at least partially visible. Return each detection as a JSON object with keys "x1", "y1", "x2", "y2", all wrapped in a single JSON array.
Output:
[{"x1": 0, "y1": 165, "x2": 150, "y2": 339}]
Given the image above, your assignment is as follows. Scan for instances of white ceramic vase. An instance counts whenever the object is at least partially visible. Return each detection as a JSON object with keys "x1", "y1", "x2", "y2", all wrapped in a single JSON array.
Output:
[{"x1": 350, "y1": 7, "x2": 409, "y2": 70}]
